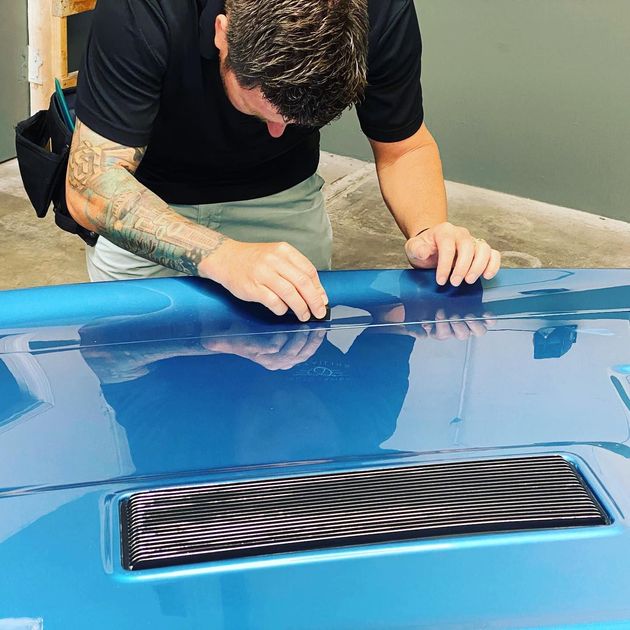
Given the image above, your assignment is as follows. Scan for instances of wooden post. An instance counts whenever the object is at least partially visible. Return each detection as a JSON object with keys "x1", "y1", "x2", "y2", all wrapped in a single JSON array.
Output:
[{"x1": 27, "y1": 0, "x2": 97, "y2": 113}]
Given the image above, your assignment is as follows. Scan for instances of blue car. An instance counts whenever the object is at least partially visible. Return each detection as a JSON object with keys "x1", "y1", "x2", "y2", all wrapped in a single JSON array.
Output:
[{"x1": 0, "y1": 269, "x2": 629, "y2": 629}]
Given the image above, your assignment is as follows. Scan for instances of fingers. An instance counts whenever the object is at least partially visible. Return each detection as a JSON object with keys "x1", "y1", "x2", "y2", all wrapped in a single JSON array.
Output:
[
  {"x1": 415, "y1": 223, "x2": 502, "y2": 287},
  {"x1": 449, "y1": 237, "x2": 476, "y2": 287},
  {"x1": 449, "y1": 319, "x2": 473, "y2": 341},
  {"x1": 277, "y1": 330, "x2": 311, "y2": 360},
  {"x1": 250, "y1": 329, "x2": 326, "y2": 371},
  {"x1": 216, "y1": 241, "x2": 328, "y2": 321},
  {"x1": 286, "y1": 247, "x2": 329, "y2": 307},
  {"x1": 432, "y1": 308, "x2": 453, "y2": 340},
  {"x1": 266, "y1": 274, "x2": 311, "y2": 322},
  {"x1": 262, "y1": 243, "x2": 327, "y2": 321},
  {"x1": 258, "y1": 286, "x2": 290, "y2": 317},
  {"x1": 423, "y1": 310, "x2": 492, "y2": 341},
  {"x1": 435, "y1": 233, "x2": 457, "y2": 286},
  {"x1": 483, "y1": 249, "x2": 502, "y2": 280},
  {"x1": 464, "y1": 316, "x2": 489, "y2": 338},
  {"x1": 299, "y1": 329, "x2": 327, "y2": 361},
  {"x1": 483, "y1": 311, "x2": 498, "y2": 328},
  {"x1": 464, "y1": 241, "x2": 493, "y2": 285},
  {"x1": 252, "y1": 332, "x2": 308, "y2": 371},
  {"x1": 279, "y1": 263, "x2": 328, "y2": 321},
  {"x1": 440, "y1": 234, "x2": 501, "y2": 287}
]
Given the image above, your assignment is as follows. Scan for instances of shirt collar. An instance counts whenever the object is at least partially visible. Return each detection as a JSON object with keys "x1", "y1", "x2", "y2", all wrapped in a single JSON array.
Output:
[{"x1": 199, "y1": 0, "x2": 224, "y2": 60}]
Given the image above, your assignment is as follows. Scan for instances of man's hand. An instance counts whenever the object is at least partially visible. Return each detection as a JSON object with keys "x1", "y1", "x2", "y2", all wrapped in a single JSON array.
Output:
[
  {"x1": 203, "y1": 240, "x2": 329, "y2": 322},
  {"x1": 203, "y1": 329, "x2": 326, "y2": 371},
  {"x1": 405, "y1": 222, "x2": 501, "y2": 287},
  {"x1": 370, "y1": 125, "x2": 502, "y2": 287}
]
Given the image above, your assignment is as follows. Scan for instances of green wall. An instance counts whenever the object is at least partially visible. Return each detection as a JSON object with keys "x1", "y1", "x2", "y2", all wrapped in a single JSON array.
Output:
[
  {"x1": 0, "y1": 0, "x2": 28, "y2": 162},
  {"x1": 322, "y1": 0, "x2": 630, "y2": 222}
]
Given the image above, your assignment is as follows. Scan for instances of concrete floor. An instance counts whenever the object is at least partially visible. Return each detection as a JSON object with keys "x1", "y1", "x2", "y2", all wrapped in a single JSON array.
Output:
[{"x1": 0, "y1": 153, "x2": 629, "y2": 291}]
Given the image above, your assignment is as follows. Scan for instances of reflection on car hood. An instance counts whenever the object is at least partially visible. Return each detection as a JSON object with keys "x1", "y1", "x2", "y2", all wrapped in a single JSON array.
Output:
[{"x1": 0, "y1": 269, "x2": 628, "y2": 493}]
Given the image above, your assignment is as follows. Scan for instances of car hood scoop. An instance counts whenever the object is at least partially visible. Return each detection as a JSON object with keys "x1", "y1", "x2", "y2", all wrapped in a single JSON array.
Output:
[{"x1": 120, "y1": 454, "x2": 607, "y2": 570}]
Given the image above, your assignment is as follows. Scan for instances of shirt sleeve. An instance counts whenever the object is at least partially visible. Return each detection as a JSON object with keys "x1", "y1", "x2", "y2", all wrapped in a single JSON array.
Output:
[
  {"x1": 76, "y1": 0, "x2": 169, "y2": 147},
  {"x1": 357, "y1": 0, "x2": 424, "y2": 143}
]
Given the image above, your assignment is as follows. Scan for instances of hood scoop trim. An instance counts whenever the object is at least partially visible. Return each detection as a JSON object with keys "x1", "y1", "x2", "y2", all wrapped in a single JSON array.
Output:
[{"x1": 120, "y1": 455, "x2": 607, "y2": 571}]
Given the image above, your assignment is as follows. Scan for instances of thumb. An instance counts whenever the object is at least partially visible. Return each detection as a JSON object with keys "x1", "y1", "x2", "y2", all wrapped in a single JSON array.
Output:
[{"x1": 406, "y1": 234, "x2": 436, "y2": 263}]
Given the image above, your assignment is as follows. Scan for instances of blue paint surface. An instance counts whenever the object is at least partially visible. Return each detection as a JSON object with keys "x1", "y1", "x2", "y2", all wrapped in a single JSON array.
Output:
[{"x1": 0, "y1": 269, "x2": 629, "y2": 629}]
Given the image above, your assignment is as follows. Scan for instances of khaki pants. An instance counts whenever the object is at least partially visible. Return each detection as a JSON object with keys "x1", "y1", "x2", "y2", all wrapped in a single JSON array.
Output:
[{"x1": 86, "y1": 174, "x2": 332, "y2": 281}]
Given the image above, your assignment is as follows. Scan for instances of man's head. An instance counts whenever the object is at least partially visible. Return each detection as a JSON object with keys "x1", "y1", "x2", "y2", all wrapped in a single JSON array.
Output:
[{"x1": 214, "y1": 0, "x2": 369, "y2": 138}]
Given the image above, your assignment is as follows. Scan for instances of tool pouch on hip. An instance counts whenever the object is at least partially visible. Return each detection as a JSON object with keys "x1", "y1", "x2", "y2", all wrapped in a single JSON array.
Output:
[{"x1": 15, "y1": 89, "x2": 98, "y2": 246}]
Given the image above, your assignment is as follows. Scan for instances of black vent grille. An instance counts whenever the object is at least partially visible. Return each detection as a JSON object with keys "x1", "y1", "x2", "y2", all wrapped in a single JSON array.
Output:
[{"x1": 120, "y1": 455, "x2": 607, "y2": 570}]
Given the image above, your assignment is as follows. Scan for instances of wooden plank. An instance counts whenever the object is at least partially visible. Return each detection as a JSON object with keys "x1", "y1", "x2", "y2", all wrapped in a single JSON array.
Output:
[
  {"x1": 51, "y1": 13, "x2": 69, "y2": 79},
  {"x1": 28, "y1": 0, "x2": 89, "y2": 112},
  {"x1": 52, "y1": 0, "x2": 96, "y2": 17},
  {"x1": 28, "y1": 0, "x2": 54, "y2": 112},
  {"x1": 59, "y1": 71, "x2": 78, "y2": 90}
]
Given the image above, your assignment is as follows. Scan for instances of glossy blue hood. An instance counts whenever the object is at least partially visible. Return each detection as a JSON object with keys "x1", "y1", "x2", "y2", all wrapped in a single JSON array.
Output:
[{"x1": 0, "y1": 269, "x2": 629, "y2": 629}]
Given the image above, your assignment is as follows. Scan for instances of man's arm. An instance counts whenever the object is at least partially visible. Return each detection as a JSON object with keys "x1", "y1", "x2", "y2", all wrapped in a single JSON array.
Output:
[
  {"x1": 370, "y1": 123, "x2": 501, "y2": 287},
  {"x1": 66, "y1": 119, "x2": 227, "y2": 276},
  {"x1": 66, "y1": 119, "x2": 328, "y2": 321}
]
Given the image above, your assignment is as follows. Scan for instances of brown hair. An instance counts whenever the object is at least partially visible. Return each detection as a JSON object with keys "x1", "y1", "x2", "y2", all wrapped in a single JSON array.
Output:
[{"x1": 224, "y1": 0, "x2": 369, "y2": 127}]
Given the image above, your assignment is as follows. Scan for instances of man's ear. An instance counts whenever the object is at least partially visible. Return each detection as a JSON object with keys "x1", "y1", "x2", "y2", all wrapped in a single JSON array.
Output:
[{"x1": 214, "y1": 14, "x2": 229, "y2": 55}]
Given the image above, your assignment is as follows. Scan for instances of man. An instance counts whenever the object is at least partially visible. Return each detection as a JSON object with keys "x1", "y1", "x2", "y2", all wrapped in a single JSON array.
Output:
[{"x1": 66, "y1": 0, "x2": 501, "y2": 322}]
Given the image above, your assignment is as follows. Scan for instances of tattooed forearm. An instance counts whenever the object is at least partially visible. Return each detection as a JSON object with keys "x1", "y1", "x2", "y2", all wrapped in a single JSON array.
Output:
[
  {"x1": 67, "y1": 119, "x2": 226, "y2": 275},
  {"x1": 82, "y1": 169, "x2": 226, "y2": 275}
]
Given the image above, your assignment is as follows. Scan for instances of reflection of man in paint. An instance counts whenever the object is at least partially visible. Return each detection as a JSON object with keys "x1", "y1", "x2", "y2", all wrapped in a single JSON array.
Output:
[
  {"x1": 80, "y1": 285, "x2": 491, "y2": 471},
  {"x1": 82, "y1": 326, "x2": 415, "y2": 468}
]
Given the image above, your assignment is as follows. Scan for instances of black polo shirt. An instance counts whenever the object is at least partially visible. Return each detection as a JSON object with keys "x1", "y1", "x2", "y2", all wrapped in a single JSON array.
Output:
[{"x1": 76, "y1": 0, "x2": 424, "y2": 205}]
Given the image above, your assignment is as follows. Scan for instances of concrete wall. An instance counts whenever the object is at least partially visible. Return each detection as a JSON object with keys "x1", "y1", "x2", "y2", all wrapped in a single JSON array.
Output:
[{"x1": 322, "y1": 0, "x2": 630, "y2": 222}]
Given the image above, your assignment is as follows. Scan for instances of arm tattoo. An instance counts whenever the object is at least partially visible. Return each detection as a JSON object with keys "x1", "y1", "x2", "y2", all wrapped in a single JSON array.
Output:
[{"x1": 68, "y1": 120, "x2": 226, "y2": 276}]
